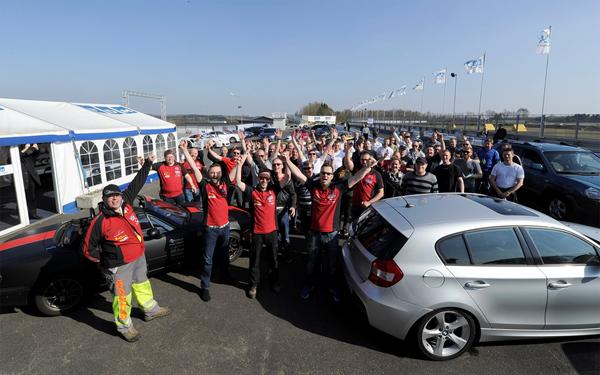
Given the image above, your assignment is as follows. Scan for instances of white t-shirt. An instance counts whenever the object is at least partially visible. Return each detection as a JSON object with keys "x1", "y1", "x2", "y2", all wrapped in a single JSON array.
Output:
[
  {"x1": 379, "y1": 146, "x2": 394, "y2": 160},
  {"x1": 331, "y1": 150, "x2": 345, "y2": 170},
  {"x1": 491, "y1": 162, "x2": 525, "y2": 189}
]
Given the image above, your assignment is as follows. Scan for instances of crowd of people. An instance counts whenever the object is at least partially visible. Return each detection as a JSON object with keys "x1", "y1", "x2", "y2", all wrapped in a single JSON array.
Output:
[{"x1": 86, "y1": 124, "x2": 525, "y2": 342}]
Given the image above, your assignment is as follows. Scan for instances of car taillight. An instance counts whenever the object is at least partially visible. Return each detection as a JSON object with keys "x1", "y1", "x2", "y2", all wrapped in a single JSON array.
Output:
[{"x1": 368, "y1": 259, "x2": 403, "y2": 287}]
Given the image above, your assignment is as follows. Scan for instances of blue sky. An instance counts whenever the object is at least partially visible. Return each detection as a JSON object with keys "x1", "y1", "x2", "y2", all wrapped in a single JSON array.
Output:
[{"x1": 1, "y1": 0, "x2": 598, "y2": 116}]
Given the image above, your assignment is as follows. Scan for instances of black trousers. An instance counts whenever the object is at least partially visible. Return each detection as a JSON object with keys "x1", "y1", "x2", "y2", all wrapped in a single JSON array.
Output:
[
  {"x1": 23, "y1": 176, "x2": 37, "y2": 217},
  {"x1": 249, "y1": 231, "x2": 279, "y2": 288}
]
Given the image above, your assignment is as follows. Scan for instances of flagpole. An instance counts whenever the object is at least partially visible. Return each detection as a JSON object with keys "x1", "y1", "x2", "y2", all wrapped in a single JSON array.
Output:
[
  {"x1": 477, "y1": 53, "x2": 486, "y2": 133},
  {"x1": 442, "y1": 67, "x2": 447, "y2": 115},
  {"x1": 420, "y1": 76, "x2": 425, "y2": 116},
  {"x1": 540, "y1": 50, "x2": 550, "y2": 138}
]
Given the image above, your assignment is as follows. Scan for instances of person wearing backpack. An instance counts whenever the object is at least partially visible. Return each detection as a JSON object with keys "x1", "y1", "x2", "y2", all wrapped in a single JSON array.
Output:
[{"x1": 81, "y1": 154, "x2": 170, "y2": 342}]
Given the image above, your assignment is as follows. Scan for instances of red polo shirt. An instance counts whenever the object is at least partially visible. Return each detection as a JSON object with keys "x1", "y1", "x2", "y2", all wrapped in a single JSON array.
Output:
[{"x1": 153, "y1": 162, "x2": 188, "y2": 198}]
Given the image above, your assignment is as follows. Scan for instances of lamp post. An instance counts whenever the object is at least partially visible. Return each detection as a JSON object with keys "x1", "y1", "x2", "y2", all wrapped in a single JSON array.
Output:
[{"x1": 450, "y1": 72, "x2": 458, "y2": 130}]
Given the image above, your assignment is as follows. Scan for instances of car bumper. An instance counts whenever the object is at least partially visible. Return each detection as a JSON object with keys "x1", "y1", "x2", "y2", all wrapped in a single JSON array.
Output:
[
  {"x1": 0, "y1": 286, "x2": 30, "y2": 307},
  {"x1": 342, "y1": 246, "x2": 430, "y2": 340}
]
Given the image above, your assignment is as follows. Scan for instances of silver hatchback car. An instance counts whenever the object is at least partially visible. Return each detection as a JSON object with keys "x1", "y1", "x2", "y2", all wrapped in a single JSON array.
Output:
[{"x1": 342, "y1": 193, "x2": 600, "y2": 360}]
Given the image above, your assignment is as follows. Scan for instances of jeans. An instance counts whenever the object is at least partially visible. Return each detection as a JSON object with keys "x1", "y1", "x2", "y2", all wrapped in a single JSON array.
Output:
[
  {"x1": 160, "y1": 194, "x2": 186, "y2": 206},
  {"x1": 277, "y1": 209, "x2": 290, "y2": 251},
  {"x1": 200, "y1": 224, "x2": 230, "y2": 289},
  {"x1": 184, "y1": 188, "x2": 200, "y2": 203},
  {"x1": 305, "y1": 230, "x2": 340, "y2": 289},
  {"x1": 249, "y1": 231, "x2": 279, "y2": 287}
]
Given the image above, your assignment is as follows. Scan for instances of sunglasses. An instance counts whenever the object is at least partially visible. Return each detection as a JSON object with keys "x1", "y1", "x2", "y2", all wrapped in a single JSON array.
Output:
[
  {"x1": 233, "y1": 152, "x2": 241, "y2": 155},
  {"x1": 309, "y1": 152, "x2": 317, "y2": 155}
]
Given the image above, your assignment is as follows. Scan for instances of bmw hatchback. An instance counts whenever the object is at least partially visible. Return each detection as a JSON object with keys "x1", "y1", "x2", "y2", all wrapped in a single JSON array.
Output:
[{"x1": 342, "y1": 193, "x2": 600, "y2": 360}]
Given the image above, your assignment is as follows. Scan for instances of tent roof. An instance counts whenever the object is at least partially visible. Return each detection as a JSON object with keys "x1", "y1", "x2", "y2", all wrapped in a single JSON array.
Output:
[
  {"x1": 0, "y1": 98, "x2": 176, "y2": 144},
  {"x1": 73, "y1": 103, "x2": 175, "y2": 134},
  {"x1": 0, "y1": 105, "x2": 70, "y2": 146}
]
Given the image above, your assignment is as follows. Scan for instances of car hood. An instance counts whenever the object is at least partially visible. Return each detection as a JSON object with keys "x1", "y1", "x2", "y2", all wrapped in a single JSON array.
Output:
[{"x1": 561, "y1": 174, "x2": 600, "y2": 189}]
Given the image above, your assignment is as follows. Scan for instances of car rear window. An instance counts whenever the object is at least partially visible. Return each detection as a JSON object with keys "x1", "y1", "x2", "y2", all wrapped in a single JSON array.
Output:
[
  {"x1": 356, "y1": 209, "x2": 408, "y2": 259},
  {"x1": 437, "y1": 235, "x2": 471, "y2": 265}
]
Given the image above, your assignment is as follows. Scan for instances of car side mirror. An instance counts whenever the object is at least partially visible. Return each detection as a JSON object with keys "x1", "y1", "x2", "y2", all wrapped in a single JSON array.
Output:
[
  {"x1": 531, "y1": 162, "x2": 545, "y2": 172},
  {"x1": 146, "y1": 228, "x2": 162, "y2": 240}
]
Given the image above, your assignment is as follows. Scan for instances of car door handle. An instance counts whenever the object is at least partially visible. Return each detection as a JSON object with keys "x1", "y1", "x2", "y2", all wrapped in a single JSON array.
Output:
[
  {"x1": 548, "y1": 281, "x2": 572, "y2": 289},
  {"x1": 465, "y1": 281, "x2": 491, "y2": 289}
]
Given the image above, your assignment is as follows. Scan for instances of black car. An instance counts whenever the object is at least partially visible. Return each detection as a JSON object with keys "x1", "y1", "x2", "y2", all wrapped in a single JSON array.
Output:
[
  {"x1": 243, "y1": 125, "x2": 268, "y2": 138},
  {"x1": 507, "y1": 141, "x2": 600, "y2": 226},
  {"x1": 257, "y1": 127, "x2": 277, "y2": 140},
  {"x1": 0, "y1": 196, "x2": 250, "y2": 316}
]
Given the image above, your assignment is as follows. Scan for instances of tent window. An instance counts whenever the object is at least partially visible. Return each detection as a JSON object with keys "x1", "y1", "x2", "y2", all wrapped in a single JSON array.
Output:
[
  {"x1": 143, "y1": 135, "x2": 154, "y2": 158},
  {"x1": 103, "y1": 139, "x2": 122, "y2": 181},
  {"x1": 167, "y1": 133, "x2": 176, "y2": 152},
  {"x1": 80, "y1": 141, "x2": 102, "y2": 187},
  {"x1": 155, "y1": 134, "x2": 166, "y2": 162},
  {"x1": 123, "y1": 137, "x2": 139, "y2": 176}
]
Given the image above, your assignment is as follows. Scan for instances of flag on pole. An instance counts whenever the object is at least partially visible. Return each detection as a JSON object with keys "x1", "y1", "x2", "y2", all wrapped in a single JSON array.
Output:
[
  {"x1": 398, "y1": 85, "x2": 407, "y2": 95},
  {"x1": 387, "y1": 90, "x2": 395, "y2": 100},
  {"x1": 433, "y1": 69, "x2": 447, "y2": 84},
  {"x1": 536, "y1": 26, "x2": 551, "y2": 54},
  {"x1": 413, "y1": 78, "x2": 424, "y2": 90},
  {"x1": 464, "y1": 56, "x2": 484, "y2": 74}
]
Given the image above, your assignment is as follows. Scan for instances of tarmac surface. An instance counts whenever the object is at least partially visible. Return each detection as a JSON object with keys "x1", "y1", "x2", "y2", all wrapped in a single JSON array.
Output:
[{"x1": 1, "y1": 231, "x2": 599, "y2": 375}]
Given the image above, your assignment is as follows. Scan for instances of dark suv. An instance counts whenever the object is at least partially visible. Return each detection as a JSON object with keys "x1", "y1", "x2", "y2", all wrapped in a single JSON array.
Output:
[{"x1": 509, "y1": 141, "x2": 600, "y2": 226}]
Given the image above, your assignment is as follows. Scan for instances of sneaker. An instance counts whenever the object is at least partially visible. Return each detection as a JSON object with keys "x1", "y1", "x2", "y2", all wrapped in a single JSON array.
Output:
[
  {"x1": 199, "y1": 288, "x2": 211, "y2": 302},
  {"x1": 300, "y1": 285, "x2": 314, "y2": 300},
  {"x1": 119, "y1": 327, "x2": 140, "y2": 342},
  {"x1": 247, "y1": 286, "x2": 257, "y2": 299},
  {"x1": 144, "y1": 306, "x2": 171, "y2": 322},
  {"x1": 329, "y1": 288, "x2": 342, "y2": 303}
]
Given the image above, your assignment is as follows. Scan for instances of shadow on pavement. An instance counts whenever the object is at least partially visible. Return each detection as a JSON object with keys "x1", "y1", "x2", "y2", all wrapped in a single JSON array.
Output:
[
  {"x1": 562, "y1": 341, "x2": 600, "y2": 375},
  {"x1": 65, "y1": 295, "x2": 118, "y2": 337},
  {"x1": 243, "y1": 236, "x2": 420, "y2": 359}
]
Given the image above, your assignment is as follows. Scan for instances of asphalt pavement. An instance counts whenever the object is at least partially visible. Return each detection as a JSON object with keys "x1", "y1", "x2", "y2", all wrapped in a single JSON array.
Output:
[{"x1": 1, "y1": 232, "x2": 599, "y2": 375}]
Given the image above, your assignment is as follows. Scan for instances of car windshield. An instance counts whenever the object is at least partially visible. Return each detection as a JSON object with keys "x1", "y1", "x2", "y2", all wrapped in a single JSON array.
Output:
[{"x1": 544, "y1": 151, "x2": 600, "y2": 175}]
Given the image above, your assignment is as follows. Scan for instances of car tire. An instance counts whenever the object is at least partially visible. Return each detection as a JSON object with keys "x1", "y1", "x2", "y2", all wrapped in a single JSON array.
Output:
[
  {"x1": 415, "y1": 308, "x2": 477, "y2": 361},
  {"x1": 33, "y1": 275, "x2": 86, "y2": 316},
  {"x1": 229, "y1": 137, "x2": 237, "y2": 144},
  {"x1": 228, "y1": 230, "x2": 243, "y2": 263},
  {"x1": 548, "y1": 196, "x2": 569, "y2": 220}
]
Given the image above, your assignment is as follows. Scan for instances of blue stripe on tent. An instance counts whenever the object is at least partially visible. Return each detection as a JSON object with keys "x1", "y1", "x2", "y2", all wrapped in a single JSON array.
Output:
[
  {"x1": 139, "y1": 128, "x2": 176, "y2": 135},
  {"x1": 0, "y1": 134, "x2": 71, "y2": 147},
  {"x1": 70, "y1": 130, "x2": 140, "y2": 141}
]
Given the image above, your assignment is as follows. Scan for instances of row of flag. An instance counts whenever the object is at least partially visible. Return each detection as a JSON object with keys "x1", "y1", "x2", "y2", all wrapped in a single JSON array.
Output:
[{"x1": 350, "y1": 26, "x2": 551, "y2": 111}]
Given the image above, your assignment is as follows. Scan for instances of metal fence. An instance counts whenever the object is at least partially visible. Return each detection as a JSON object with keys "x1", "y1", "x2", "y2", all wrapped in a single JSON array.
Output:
[{"x1": 350, "y1": 113, "x2": 600, "y2": 151}]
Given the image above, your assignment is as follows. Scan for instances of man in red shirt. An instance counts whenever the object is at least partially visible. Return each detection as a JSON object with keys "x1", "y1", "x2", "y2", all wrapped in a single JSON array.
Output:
[
  {"x1": 152, "y1": 149, "x2": 196, "y2": 205},
  {"x1": 182, "y1": 144, "x2": 204, "y2": 202},
  {"x1": 347, "y1": 151, "x2": 384, "y2": 220},
  {"x1": 181, "y1": 142, "x2": 234, "y2": 302},
  {"x1": 205, "y1": 139, "x2": 241, "y2": 182},
  {"x1": 234, "y1": 154, "x2": 280, "y2": 299},
  {"x1": 285, "y1": 157, "x2": 374, "y2": 302},
  {"x1": 82, "y1": 154, "x2": 170, "y2": 342}
]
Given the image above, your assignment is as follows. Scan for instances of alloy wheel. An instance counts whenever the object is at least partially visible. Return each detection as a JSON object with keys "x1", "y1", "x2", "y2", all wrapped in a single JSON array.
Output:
[{"x1": 419, "y1": 310, "x2": 474, "y2": 360}]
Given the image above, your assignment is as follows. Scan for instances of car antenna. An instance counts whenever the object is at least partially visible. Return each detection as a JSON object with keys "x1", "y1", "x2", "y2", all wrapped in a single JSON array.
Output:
[{"x1": 399, "y1": 195, "x2": 414, "y2": 208}]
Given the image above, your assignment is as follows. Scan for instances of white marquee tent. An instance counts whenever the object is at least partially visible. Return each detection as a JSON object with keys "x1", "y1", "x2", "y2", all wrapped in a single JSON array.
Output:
[{"x1": 0, "y1": 98, "x2": 177, "y2": 237}]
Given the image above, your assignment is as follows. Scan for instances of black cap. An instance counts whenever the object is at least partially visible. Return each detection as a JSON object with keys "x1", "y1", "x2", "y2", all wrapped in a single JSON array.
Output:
[
  {"x1": 415, "y1": 156, "x2": 428, "y2": 165},
  {"x1": 102, "y1": 184, "x2": 122, "y2": 197}
]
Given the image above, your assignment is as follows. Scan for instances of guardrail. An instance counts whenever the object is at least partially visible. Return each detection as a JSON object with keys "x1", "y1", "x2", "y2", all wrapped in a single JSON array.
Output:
[{"x1": 349, "y1": 114, "x2": 600, "y2": 152}]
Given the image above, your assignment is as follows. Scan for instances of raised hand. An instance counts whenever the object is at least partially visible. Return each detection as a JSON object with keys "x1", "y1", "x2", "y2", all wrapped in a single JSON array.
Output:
[{"x1": 179, "y1": 140, "x2": 188, "y2": 149}]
